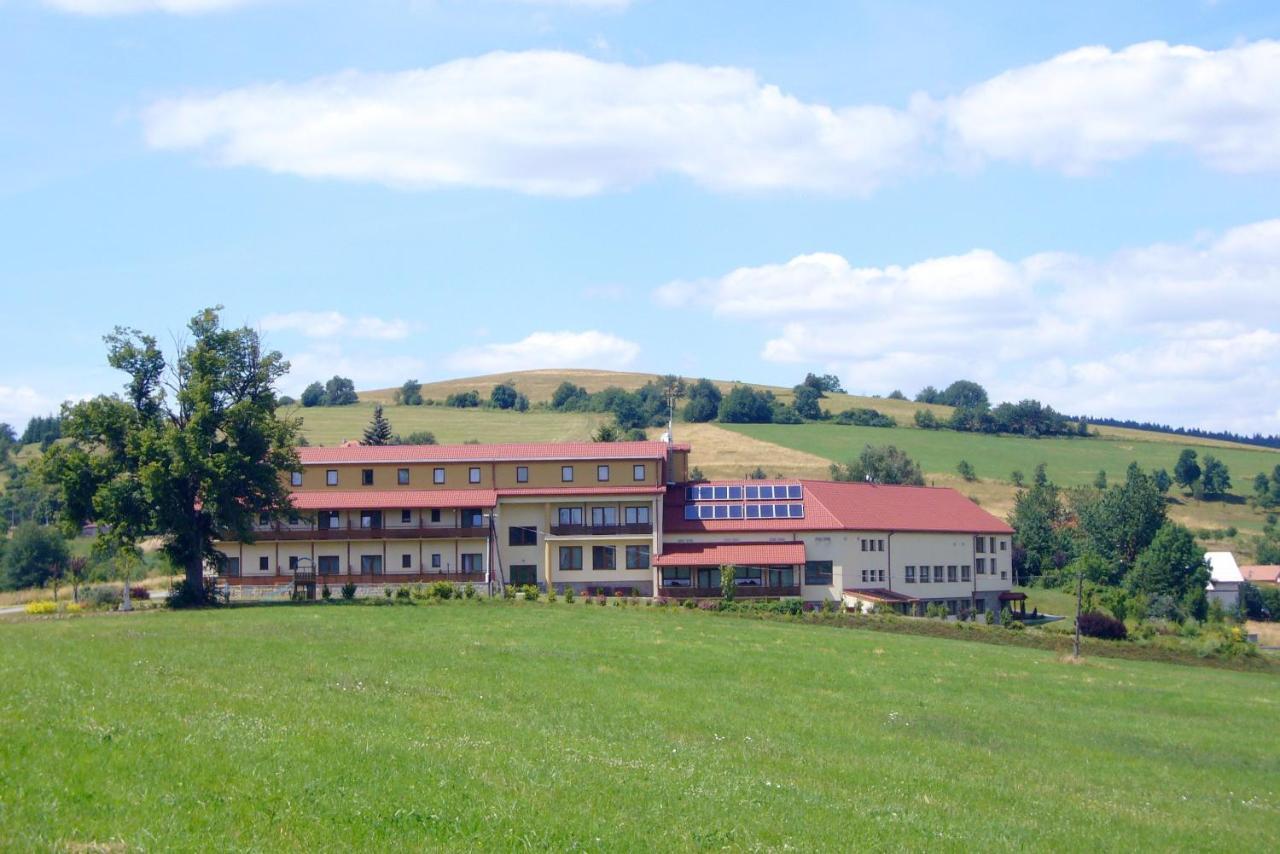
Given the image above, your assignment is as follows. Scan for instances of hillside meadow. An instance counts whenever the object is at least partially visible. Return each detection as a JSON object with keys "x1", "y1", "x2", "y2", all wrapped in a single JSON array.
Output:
[{"x1": 1, "y1": 603, "x2": 1277, "y2": 851}]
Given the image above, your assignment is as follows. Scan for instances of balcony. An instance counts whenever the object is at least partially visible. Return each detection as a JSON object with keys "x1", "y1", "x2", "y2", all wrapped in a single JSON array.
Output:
[
  {"x1": 548, "y1": 522, "x2": 653, "y2": 537},
  {"x1": 225, "y1": 571, "x2": 486, "y2": 586},
  {"x1": 658, "y1": 585, "x2": 801, "y2": 599},
  {"x1": 236, "y1": 519, "x2": 491, "y2": 542}
]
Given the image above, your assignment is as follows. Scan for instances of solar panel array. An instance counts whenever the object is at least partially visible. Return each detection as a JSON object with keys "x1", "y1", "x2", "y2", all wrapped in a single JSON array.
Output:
[{"x1": 681, "y1": 483, "x2": 805, "y2": 521}]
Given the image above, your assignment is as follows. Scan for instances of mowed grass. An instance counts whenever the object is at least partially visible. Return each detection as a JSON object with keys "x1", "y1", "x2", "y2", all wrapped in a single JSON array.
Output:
[
  {"x1": 2, "y1": 605, "x2": 1277, "y2": 851},
  {"x1": 726, "y1": 422, "x2": 1280, "y2": 491},
  {"x1": 291, "y1": 403, "x2": 607, "y2": 446}
]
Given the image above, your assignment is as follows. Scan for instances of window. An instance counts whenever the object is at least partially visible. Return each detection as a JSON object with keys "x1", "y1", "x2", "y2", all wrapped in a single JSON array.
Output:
[
  {"x1": 696, "y1": 567, "x2": 720, "y2": 588},
  {"x1": 557, "y1": 507, "x2": 584, "y2": 526},
  {"x1": 947, "y1": 565, "x2": 957, "y2": 582},
  {"x1": 592, "y1": 545, "x2": 616, "y2": 570},
  {"x1": 976, "y1": 557, "x2": 987, "y2": 574},
  {"x1": 1000, "y1": 539, "x2": 1008, "y2": 551},
  {"x1": 975, "y1": 599, "x2": 986, "y2": 614},
  {"x1": 318, "y1": 510, "x2": 339, "y2": 530},
  {"x1": 401, "y1": 554, "x2": 412, "y2": 569},
  {"x1": 933, "y1": 566, "x2": 944, "y2": 583},
  {"x1": 905, "y1": 565, "x2": 916, "y2": 583},
  {"x1": 361, "y1": 555, "x2": 383, "y2": 575},
  {"x1": 290, "y1": 471, "x2": 303, "y2": 487},
  {"x1": 326, "y1": 469, "x2": 338, "y2": 486},
  {"x1": 361, "y1": 469, "x2": 374, "y2": 486},
  {"x1": 561, "y1": 465, "x2": 574, "y2": 482},
  {"x1": 469, "y1": 467, "x2": 481, "y2": 484},
  {"x1": 976, "y1": 536, "x2": 986, "y2": 554},
  {"x1": 559, "y1": 546, "x2": 583, "y2": 571},
  {"x1": 516, "y1": 466, "x2": 529, "y2": 483},
  {"x1": 258, "y1": 555, "x2": 269, "y2": 572},
  {"x1": 430, "y1": 509, "x2": 441, "y2": 523},
  {"x1": 398, "y1": 468, "x2": 410, "y2": 485},
  {"x1": 961, "y1": 565, "x2": 971, "y2": 582},
  {"x1": 861, "y1": 539, "x2": 868, "y2": 552},
  {"x1": 431, "y1": 553, "x2": 441, "y2": 569},
  {"x1": 433, "y1": 467, "x2": 445, "y2": 484},
  {"x1": 461, "y1": 553, "x2": 483, "y2": 572},
  {"x1": 258, "y1": 512, "x2": 270, "y2": 527},
  {"x1": 460, "y1": 509, "x2": 484, "y2": 528},
  {"x1": 662, "y1": 568, "x2": 691, "y2": 587},
  {"x1": 509, "y1": 526, "x2": 538, "y2": 546},
  {"x1": 624, "y1": 506, "x2": 650, "y2": 525},
  {"x1": 288, "y1": 556, "x2": 299, "y2": 571},
  {"x1": 597, "y1": 464, "x2": 610, "y2": 482},
  {"x1": 509, "y1": 565, "x2": 537, "y2": 586},
  {"x1": 591, "y1": 506, "x2": 618, "y2": 527},
  {"x1": 400, "y1": 509, "x2": 412, "y2": 525},
  {"x1": 734, "y1": 566, "x2": 763, "y2": 586},
  {"x1": 626, "y1": 545, "x2": 650, "y2": 569},
  {"x1": 860, "y1": 569, "x2": 869, "y2": 583},
  {"x1": 767, "y1": 567, "x2": 795, "y2": 588},
  {"x1": 989, "y1": 537, "x2": 996, "y2": 553},
  {"x1": 317, "y1": 555, "x2": 339, "y2": 575},
  {"x1": 359, "y1": 510, "x2": 381, "y2": 529},
  {"x1": 633, "y1": 464, "x2": 645, "y2": 481},
  {"x1": 804, "y1": 560, "x2": 833, "y2": 585},
  {"x1": 1001, "y1": 570, "x2": 1008, "y2": 580}
]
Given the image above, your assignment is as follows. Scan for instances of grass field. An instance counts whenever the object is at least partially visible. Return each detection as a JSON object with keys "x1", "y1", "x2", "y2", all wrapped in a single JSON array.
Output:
[
  {"x1": 291, "y1": 403, "x2": 608, "y2": 447},
  {"x1": 1, "y1": 604, "x2": 1277, "y2": 850}
]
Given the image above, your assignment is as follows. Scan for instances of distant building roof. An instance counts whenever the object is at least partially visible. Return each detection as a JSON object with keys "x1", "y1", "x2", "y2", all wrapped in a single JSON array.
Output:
[
  {"x1": 298, "y1": 440, "x2": 688, "y2": 466},
  {"x1": 654, "y1": 541, "x2": 806, "y2": 567},
  {"x1": 664, "y1": 479, "x2": 1013, "y2": 535},
  {"x1": 1239, "y1": 565, "x2": 1280, "y2": 584},
  {"x1": 1205, "y1": 551, "x2": 1245, "y2": 585}
]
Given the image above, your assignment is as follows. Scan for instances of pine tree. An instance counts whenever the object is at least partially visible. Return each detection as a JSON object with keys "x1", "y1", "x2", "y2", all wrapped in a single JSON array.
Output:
[{"x1": 363, "y1": 405, "x2": 393, "y2": 446}]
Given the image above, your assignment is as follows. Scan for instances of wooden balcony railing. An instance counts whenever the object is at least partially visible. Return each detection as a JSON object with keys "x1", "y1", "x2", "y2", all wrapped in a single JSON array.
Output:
[
  {"x1": 658, "y1": 585, "x2": 801, "y2": 599},
  {"x1": 236, "y1": 520, "x2": 491, "y2": 542},
  {"x1": 225, "y1": 571, "x2": 487, "y2": 586},
  {"x1": 548, "y1": 522, "x2": 653, "y2": 537}
]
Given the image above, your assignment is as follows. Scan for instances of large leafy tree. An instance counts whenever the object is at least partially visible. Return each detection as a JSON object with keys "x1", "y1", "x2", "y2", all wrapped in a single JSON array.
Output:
[
  {"x1": 1071, "y1": 463, "x2": 1167, "y2": 569},
  {"x1": 829, "y1": 444, "x2": 925, "y2": 486},
  {"x1": 1008, "y1": 477, "x2": 1072, "y2": 581},
  {"x1": 0, "y1": 521, "x2": 69, "y2": 591},
  {"x1": 1127, "y1": 522, "x2": 1208, "y2": 605},
  {"x1": 1173, "y1": 449, "x2": 1201, "y2": 492},
  {"x1": 43, "y1": 308, "x2": 299, "y2": 596}
]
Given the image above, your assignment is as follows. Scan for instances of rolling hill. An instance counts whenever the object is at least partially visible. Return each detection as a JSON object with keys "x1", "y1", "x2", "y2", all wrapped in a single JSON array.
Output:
[{"x1": 291, "y1": 369, "x2": 1280, "y2": 560}]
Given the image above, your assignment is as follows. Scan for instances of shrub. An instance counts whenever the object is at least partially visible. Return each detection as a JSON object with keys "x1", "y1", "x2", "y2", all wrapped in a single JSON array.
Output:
[
  {"x1": 166, "y1": 578, "x2": 223, "y2": 609},
  {"x1": 25, "y1": 601, "x2": 57, "y2": 615},
  {"x1": 563, "y1": 586, "x2": 575, "y2": 603},
  {"x1": 462, "y1": 583, "x2": 476, "y2": 600},
  {"x1": 321, "y1": 584, "x2": 332, "y2": 601},
  {"x1": 1078, "y1": 611, "x2": 1128, "y2": 640},
  {"x1": 395, "y1": 586, "x2": 411, "y2": 600},
  {"x1": 546, "y1": 586, "x2": 558, "y2": 603},
  {"x1": 502, "y1": 584, "x2": 516, "y2": 600},
  {"x1": 430, "y1": 581, "x2": 454, "y2": 600},
  {"x1": 341, "y1": 582, "x2": 357, "y2": 600},
  {"x1": 956, "y1": 460, "x2": 977, "y2": 482},
  {"x1": 65, "y1": 602, "x2": 83, "y2": 614},
  {"x1": 129, "y1": 585, "x2": 152, "y2": 601},
  {"x1": 384, "y1": 587, "x2": 393, "y2": 599}
]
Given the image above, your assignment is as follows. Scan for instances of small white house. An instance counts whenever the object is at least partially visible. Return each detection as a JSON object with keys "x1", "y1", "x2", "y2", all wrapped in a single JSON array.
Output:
[{"x1": 1205, "y1": 552, "x2": 1243, "y2": 610}]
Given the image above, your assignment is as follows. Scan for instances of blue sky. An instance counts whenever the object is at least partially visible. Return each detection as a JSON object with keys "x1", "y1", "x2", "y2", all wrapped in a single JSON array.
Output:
[{"x1": 3, "y1": 0, "x2": 1280, "y2": 434}]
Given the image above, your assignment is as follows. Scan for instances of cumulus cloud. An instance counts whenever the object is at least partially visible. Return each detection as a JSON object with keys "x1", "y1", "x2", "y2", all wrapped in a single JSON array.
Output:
[
  {"x1": 446, "y1": 330, "x2": 640, "y2": 373},
  {"x1": 659, "y1": 219, "x2": 1280, "y2": 433},
  {"x1": 43, "y1": 0, "x2": 261, "y2": 14},
  {"x1": 142, "y1": 40, "x2": 1280, "y2": 195},
  {"x1": 143, "y1": 50, "x2": 926, "y2": 196},
  {"x1": 260, "y1": 311, "x2": 410, "y2": 341},
  {"x1": 0, "y1": 385, "x2": 65, "y2": 429}
]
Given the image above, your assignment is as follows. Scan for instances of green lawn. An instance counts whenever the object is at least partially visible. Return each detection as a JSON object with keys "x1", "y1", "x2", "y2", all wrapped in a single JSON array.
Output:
[
  {"x1": 726, "y1": 422, "x2": 1280, "y2": 490},
  {"x1": 2, "y1": 604, "x2": 1276, "y2": 850},
  {"x1": 292, "y1": 403, "x2": 608, "y2": 446}
]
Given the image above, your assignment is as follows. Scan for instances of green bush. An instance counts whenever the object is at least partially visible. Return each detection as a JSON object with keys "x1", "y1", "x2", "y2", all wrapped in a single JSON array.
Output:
[
  {"x1": 563, "y1": 585, "x2": 575, "y2": 603},
  {"x1": 341, "y1": 582, "x2": 357, "y2": 600},
  {"x1": 502, "y1": 584, "x2": 516, "y2": 600},
  {"x1": 462, "y1": 583, "x2": 476, "y2": 600},
  {"x1": 85, "y1": 585, "x2": 122, "y2": 608},
  {"x1": 395, "y1": 586, "x2": 411, "y2": 600},
  {"x1": 321, "y1": 584, "x2": 332, "y2": 601},
  {"x1": 522, "y1": 584, "x2": 540, "y2": 602},
  {"x1": 429, "y1": 581, "x2": 454, "y2": 600},
  {"x1": 546, "y1": 586, "x2": 557, "y2": 603}
]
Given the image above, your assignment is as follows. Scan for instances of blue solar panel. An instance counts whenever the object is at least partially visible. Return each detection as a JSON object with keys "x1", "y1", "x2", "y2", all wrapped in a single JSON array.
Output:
[
  {"x1": 684, "y1": 505, "x2": 698, "y2": 520},
  {"x1": 787, "y1": 484, "x2": 803, "y2": 499},
  {"x1": 727, "y1": 485, "x2": 743, "y2": 500},
  {"x1": 745, "y1": 485, "x2": 759, "y2": 499},
  {"x1": 728, "y1": 505, "x2": 743, "y2": 519}
]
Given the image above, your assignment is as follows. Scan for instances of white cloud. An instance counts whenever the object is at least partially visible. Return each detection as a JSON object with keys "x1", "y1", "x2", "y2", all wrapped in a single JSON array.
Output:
[
  {"x1": 0, "y1": 385, "x2": 64, "y2": 429},
  {"x1": 660, "y1": 219, "x2": 1280, "y2": 433},
  {"x1": 283, "y1": 346, "x2": 428, "y2": 396},
  {"x1": 43, "y1": 0, "x2": 260, "y2": 14},
  {"x1": 446, "y1": 330, "x2": 640, "y2": 373},
  {"x1": 143, "y1": 40, "x2": 1280, "y2": 195},
  {"x1": 143, "y1": 50, "x2": 926, "y2": 197},
  {"x1": 944, "y1": 40, "x2": 1280, "y2": 173},
  {"x1": 260, "y1": 311, "x2": 410, "y2": 341}
]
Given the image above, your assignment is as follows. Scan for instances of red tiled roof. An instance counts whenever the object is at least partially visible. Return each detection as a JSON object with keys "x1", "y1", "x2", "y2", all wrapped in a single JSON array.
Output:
[
  {"x1": 664, "y1": 479, "x2": 1013, "y2": 535},
  {"x1": 496, "y1": 486, "x2": 665, "y2": 498},
  {"x1": 298, "y1": 441, "x2": 687, "y2": 465},
  {"x1": 654, "y1": 541, "x2": 805, "y2": 567},
  {"x1": 289, "y1": 490, "x2": 497, "y2": 510},
  {"x1": 1240, "y1": 565, "x2": 1280, "y2": 583}
]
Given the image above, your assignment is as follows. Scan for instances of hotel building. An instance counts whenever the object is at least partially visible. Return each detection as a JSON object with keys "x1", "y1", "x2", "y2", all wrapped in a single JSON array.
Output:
[{"x1": 215, "y1": 439, "x2": 1018, "y2": 614}]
